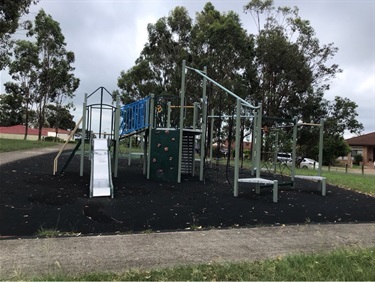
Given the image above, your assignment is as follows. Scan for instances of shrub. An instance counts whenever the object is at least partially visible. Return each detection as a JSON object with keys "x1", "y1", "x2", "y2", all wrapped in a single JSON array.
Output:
[
  {"x1": 353, "y1": 154, "x2": 363, "y2": 165},
  {"x1": 44, "y1": 136, "x2": 64, "y2": 142}
]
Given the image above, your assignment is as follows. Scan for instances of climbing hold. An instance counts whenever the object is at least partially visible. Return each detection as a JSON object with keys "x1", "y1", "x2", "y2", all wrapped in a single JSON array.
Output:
[
  {"x1": 152, "y1": 158, "x2": 157, "y2": 163},
  {"x1": 164, "y1": 147, "x2": 169, "y2": 152}
]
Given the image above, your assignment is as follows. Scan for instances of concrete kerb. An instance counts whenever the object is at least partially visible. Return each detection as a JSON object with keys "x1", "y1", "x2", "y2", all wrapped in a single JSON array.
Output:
[{"x1": 0, "y1": 223, "x2": 375, "y2": 279}]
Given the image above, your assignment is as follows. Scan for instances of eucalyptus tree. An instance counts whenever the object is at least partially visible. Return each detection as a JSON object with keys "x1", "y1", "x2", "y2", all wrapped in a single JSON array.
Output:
[
  {"x1": 7, "y1": 39, "x2": 39, "y2": 138},
  {"x1": 189, "y1": 3, "x2": 256, "y2": 147},
  {"x1": 117, "y1": 3, "x2": 256, "y2": 146},
  {"x1": 25, "y1": 9, "x2": 79, "y2": 140},
  {"x1": 244, "y1": 0, "x2": 341, "y2": 121},
  {"x1": 299, "y1": 96, "x2": 363, "y2": 165},
  {"x1": 46, "y1": 104, "x2": 75, "y2": 131},
  {"x1": 117, "y1": 6, "x2": 192, "y2": 103},
  {"x1": 244, "y1": 0, "x2": 362, "y2": 161},
  {"x1": 0, "y1": 0, "x2": 39, "y2": 69},
  {"x1": 0, "y1": 84, "x2": 24, "y2": 126}
]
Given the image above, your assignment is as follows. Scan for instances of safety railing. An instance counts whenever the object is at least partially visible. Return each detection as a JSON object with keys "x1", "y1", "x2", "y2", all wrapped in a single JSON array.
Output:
[{"x1": 119, "y1": 97, "x2": 150, "y2": 136}]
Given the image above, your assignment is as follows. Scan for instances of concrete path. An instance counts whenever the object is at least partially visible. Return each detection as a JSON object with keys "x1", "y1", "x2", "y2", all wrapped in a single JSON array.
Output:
[
  {"x1": 0, "y1": 144, "x2": 73, "y2": 166},
  {"x1": 1, "y1": 223, "x2": 375, "y2": 279}
]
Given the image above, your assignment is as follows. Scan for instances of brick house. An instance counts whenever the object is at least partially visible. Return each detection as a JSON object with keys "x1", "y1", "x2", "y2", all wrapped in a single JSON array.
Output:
[
  {"x1": 0, "y1": 125, "x2": 71, "y2": 141},
  {"x1": 345, "y1": 132, "x2": 375, "y2": 167}
]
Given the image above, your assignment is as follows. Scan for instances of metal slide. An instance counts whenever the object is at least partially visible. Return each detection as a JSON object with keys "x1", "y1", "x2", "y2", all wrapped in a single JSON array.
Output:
[{"x1": 90, "y1": 138, "x2": 114, "y2": 197}]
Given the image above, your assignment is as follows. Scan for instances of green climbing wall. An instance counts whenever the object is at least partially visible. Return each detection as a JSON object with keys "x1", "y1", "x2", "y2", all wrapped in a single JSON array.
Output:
[{"x1": 149, "y1": 129, "x2": 180, "y2": 182}]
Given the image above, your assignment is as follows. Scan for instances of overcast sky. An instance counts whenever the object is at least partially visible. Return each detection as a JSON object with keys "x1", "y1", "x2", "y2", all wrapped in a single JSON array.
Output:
[{"x1": 1, "y1": 0, "x2": 374, "y2": 137}]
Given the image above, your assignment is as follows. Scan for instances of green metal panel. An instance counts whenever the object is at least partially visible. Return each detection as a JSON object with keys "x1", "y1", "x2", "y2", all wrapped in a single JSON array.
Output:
[{"x1": 150, "y1": 129, "x2": 180, "y2": 182}]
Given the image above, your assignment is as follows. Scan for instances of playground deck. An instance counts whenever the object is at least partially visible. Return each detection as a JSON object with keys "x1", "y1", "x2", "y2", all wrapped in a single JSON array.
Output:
[{"x1": 0, "y1": 148, "x2": 374, "y2": 237}]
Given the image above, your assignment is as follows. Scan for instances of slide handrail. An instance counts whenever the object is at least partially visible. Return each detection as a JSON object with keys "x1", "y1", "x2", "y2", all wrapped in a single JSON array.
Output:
[{"x1": 53, "y1": 116, "x2": 83, "y2": 175}]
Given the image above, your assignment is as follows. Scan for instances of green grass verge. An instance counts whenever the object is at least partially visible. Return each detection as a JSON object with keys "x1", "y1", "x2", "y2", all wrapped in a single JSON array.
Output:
[
  {"x1": 293, "y1": 168, "x2": 375, "y2": 195},
  {"x1": 15, "y1": 247, "x2": 375, "y2": 281},
  {"x1": 0, "y1": 138, "x2": 58, "y2": 153}
]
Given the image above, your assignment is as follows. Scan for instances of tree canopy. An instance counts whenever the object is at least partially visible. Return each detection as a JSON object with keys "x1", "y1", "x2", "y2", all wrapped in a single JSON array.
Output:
[
  {"x1": 2, "y1": 9, "x2": 79, "y2": 140},
  {"x1": 0, "y1": 0, "x2": 39, "y2": 69},
  {"x1": 116, "y1": 0, "x2": 363, "y2": 163}
]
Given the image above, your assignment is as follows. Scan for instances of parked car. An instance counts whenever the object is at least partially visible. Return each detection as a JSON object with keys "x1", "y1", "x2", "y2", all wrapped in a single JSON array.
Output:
[
  {"x1": 277, "y1": 152, "x2": 292, "y2": 163},
  {"x1": 299, "y1": 158, "x2": 319, "y2": 169},
  {"x1": 74, "y1": 134, "x2": 82, "y2": 140}
]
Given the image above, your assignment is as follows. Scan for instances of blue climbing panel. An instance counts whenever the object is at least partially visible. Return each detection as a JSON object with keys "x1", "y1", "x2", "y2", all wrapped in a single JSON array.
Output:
[{"x1": 119, "y1": 97, "x2": 150, "y2": 137}]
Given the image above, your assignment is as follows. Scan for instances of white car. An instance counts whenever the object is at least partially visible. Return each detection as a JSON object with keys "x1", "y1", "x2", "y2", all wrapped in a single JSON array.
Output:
[{"x1": 299, "y1": 158, "x2": 319, "y2": 169}]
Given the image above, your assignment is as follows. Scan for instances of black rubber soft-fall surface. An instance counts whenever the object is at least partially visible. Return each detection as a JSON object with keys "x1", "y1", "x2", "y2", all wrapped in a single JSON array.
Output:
[{"x1": 0, "y1": 150, "x2": 374, "y2": 237}]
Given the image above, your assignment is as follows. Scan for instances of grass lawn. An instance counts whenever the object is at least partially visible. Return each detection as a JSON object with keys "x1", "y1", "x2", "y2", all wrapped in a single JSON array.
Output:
[
  {"x1": 0, "y1": 138, "x2": 58, "y2": 153},
  {"x1": 23, "y1": 247, "x2": 374, "y2": 281}
]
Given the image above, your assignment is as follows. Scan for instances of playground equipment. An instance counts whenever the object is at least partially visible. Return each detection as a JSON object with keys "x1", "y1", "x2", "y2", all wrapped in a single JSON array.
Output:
[
  {"x1": 53, "y1": 61, "x2": 326, "y2": 202},
  {"x1": 90, "y1": 138, "x2": 113, "y2": 197}
]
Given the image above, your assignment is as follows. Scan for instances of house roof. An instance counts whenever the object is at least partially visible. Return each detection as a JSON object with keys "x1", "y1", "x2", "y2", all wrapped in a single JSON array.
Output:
[
  {"x1": 0, "y1": 125, "x2": 70, "y2": 136},
  {"x1": 346, "y1": 132, "x2": 375, "y2": 146}
]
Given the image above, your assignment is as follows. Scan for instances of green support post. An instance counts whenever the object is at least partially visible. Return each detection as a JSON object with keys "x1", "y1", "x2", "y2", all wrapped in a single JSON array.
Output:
[
  {"x1": 113, "y1": 95, "x2": 120, "y2": 177},
  {"x1": 199, "y1": 66, "x2": 207, "y2": 181},
  {"x1": 192, "y1": 102, "x2": 198, "y2": 177},
  {"x1": 255, "y1": 104, "x2": 262, "y2": 179},
  {"x1": 80, "y1": 93, "x2": 87, "y2": 177},
  {"x1": 273, "y1": 130, "x2": 279, "y2": 173},
  {"x1": 128, "y1": 136, "x2": 132, "y2": 166},
  {"x1": 318, "y1": 118, "x2": 324, "y2": 176},
  {"x1": 177, "y1": 60, "x2": 186, "y2": 183},
  {"x1": 147, "y1": 94, "x2": 155, "y2": 179},
  {"x1": 234, "y1": 99, "x2": 241, "y2": 197},
  {"x1": 251, "y1": 112, "x2": 257, "y2": 176},
  {"x1": 209, "y1": 109, "x2": 214, "y2": 168},
  {"x1": 167, "y1": 101, "x2": 171, "y2": 128},
  {"x1": 291, "y1": 117, "x2": 298, "y2": 186}
]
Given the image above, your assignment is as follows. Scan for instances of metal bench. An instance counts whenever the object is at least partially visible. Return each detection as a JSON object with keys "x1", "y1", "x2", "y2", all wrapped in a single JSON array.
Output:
[{"x1": 238, "y1": 178, "x2": 279, "y2": 203}]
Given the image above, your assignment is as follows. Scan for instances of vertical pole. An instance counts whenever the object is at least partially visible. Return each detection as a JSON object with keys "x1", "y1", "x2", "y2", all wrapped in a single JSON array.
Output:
[
  {"x1": 88, "y1": 106, "x2": 93, "y2": 160},
  {"x1": 177, "y1": 60, "x2": 186, "y2": 183},
  {"x1": 273, "y1": 130, "x2": 279, "y2": 173},
  {"x1": 234, "y1": 99, "x2": 241, "y2": 197},
  {"x1": 251, "y1": 112, "x2": 257, "y2": 176},
  {"x1": 291, "y1": 117, "x2": 298, "y2": 186},
  {"x1": 209, "y1": 109, "x2": 214, "y2": 168},
  {"x1": 128, "y1": 136, "x2": 132, "y2": 166},
  {"x1": 255, "y1": 104, "x2": 262, "y2": 179},
  {"x1": 113, "y1": 95, "x2": 120, "y2": 177},
  {"x1": 147, "y1": 94, "x2": 154, "y2": 179},
  {"x1": 99, "y1": 87, "x2": 103, "y2": 139},
  {"x1": 192, "y1": 102, "x2": 198, "y2": 177},
  {"x1": 80, "y1": 94, "x2": 87, "y2": 177},
  {"x1": 167, "y1": 101, "x2": 171, "y2": 128},
  {"x1": 318, "y1": 118, "x2": 324, "y2": 176},
  {"x1": 199, "y1": 66, "x2": 207, "y2": 181}
]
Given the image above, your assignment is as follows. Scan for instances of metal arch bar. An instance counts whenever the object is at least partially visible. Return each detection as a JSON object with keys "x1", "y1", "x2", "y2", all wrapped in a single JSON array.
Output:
[
  {"x1": 297, "y1": 122, "x2": 321, "y2": 127},
  {"x1": 185, "y1": 66, "x2": 259, "y2": 110},
  {"x1": 87, "y1": 86, "x2": 113, "y2": 99}
]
